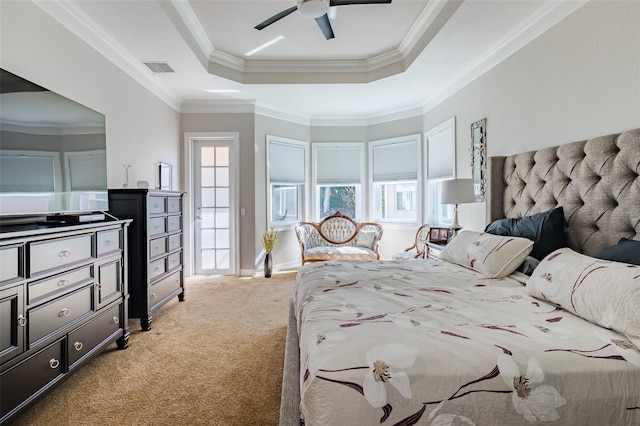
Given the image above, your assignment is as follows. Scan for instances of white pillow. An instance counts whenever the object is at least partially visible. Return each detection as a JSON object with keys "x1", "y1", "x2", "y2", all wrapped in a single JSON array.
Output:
[
  {"x1": 440, "y1": 230, "x2": 533, "y2": 278},
  {"x1": 527, "y1": 248, "x2": 640, "y2": 346}
]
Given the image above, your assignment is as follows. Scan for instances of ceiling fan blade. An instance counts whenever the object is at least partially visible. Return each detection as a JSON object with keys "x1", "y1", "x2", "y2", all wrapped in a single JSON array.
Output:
[
  {"x1": 330, "y1": 0, "x2": 391, "y2": 6},
  {"x1": 315, "y1": 14, "x2": 335, "y2": 40},
  {"x1": 255, "y1": 6, "x2": 298, "y2": 30}
]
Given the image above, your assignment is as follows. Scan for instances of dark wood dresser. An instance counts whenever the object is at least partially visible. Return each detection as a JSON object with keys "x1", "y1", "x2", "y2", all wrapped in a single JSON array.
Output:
[
  {"x1": 0, "y1": 219, "x2": 131, "y2": 424},
  {"x1": 107, "y1": 189, "x2": 185, "y2": 331}
]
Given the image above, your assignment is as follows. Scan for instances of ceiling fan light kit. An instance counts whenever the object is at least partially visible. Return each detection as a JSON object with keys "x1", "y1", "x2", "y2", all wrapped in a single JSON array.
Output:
[
  {"x1": 298, "y1": 0, "x2": 329, "y2": 19},
  {"x1": 255, "y1": 0, "x2": 392, "y2": 40}
]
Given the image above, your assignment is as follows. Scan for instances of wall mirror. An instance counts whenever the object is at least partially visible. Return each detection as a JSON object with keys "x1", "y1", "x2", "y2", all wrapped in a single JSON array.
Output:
[{"x1": 470, "y1": 118, "x2": 486, "y2": 201}]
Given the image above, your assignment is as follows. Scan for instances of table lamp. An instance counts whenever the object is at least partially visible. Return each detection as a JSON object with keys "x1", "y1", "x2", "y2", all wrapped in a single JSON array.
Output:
[{"x1": 441, "y1": 178, "x2": 476, "y2": 236}]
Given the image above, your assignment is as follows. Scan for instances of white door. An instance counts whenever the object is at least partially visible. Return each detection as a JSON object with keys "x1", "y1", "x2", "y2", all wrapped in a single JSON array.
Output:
[{"x1": 193, "y1": 139, "x2": 235, "y2": 275}]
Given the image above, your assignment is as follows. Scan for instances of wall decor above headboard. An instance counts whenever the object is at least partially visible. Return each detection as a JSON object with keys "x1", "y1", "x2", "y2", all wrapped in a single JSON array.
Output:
[{"x1": 486, "y1": 128, "x2": 640, "y2": 256}]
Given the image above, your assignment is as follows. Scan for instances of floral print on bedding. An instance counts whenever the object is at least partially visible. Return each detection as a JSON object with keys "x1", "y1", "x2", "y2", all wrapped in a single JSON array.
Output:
[{"x1": 294, "y1": 259, "x2": 640, "y2": 426}]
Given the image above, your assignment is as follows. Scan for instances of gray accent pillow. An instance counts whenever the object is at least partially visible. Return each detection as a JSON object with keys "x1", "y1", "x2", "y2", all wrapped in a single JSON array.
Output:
[
  {"x1": 485, "y1": 207, "x2": 567, "y2": 261},
  {"x1": 594, "y1": 238, "x2": 640, "y2": 265}
]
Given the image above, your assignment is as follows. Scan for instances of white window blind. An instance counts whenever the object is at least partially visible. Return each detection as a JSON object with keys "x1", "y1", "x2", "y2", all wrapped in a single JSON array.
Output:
[
  {"x1": 269, "y1": 141, "x2": 305, "y2": 184},
  {"x1": 315, "y1": 145, "x2": 362, "y2": 184},
  {"x1": 427, "y1": 126, "x2": 454, "y2": 180},
  {"x1": 68, "y1": 152, "x2": 107, "y2": 190},
  {"x1": 371, "y1": 140, "x2": 417, "y2": 182},
  {"x1": 0, "y1": 154, "x2": 55, "y2": 192}
]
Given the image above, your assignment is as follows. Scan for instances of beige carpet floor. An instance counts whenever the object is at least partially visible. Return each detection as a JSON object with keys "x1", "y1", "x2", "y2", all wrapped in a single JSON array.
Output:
[{"x1": 9, "y1": 270, "x2": 297, "y2": 426}]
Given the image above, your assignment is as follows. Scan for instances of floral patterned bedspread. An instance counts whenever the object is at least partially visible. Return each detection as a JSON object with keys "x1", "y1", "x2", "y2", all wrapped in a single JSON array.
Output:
[{"x1": 294, "y1": 259, "x2": 640, "y2": 425}]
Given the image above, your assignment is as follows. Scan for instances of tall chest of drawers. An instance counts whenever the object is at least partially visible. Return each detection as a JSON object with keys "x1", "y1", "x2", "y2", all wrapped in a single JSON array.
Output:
[
  {"x1": 108, "y1": 189, "x2": 185, "y2": 331},
  {"x1": 0, "y1": 219, "x2": 131, "y2": 424}
]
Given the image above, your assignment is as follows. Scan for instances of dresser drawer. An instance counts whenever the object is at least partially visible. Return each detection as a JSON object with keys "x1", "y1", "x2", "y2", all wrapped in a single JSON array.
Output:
[
  {"x1": 1, "y1": 339, "x2": 64, "y2": 419},
  {"x1": 168, "y1": 234, "x2": 181, "y2": 252},
  {"x1": 149, "y1": 237, "x2": 167, "y2": 259},
  {"x1": 167, "y1": 215, "x2": 181, "y2": 233},
  {"x1": 147, "y1": 196, "x2": 166, "y2": 214},
  {"x1": 96, "y1": 229, "x2": 122, "y2": 257},
  {"x1": 67, "y1": 303, "x2": 121, "y2": 368},
  {"x1": 29, "y1": 234, "x2": 92, "y2": 276},
  {"x1": 167, "y1": 197, "x2": 181, "y2": 213},
  {"x1": 0, "y1": 245, "x2": 22, "y2": 285},
  {"x1": 148, "y1": 217, "x2": 166, "y2": 237},
  {"x1": 29, "y1": 286, "x2": 93, "y2": 346},
  {"x1": 148, "y1": 258, "x2": 166, "y2": 281},
  {"x1": 167, "y1": 251, "x2": 182, "y2": 271},
  {"x1": 149, "y1": 270, "x2": 181, "y2": 308},
  {"x1": 28, "y1": 266, "x2": 92, "y2": 305}
]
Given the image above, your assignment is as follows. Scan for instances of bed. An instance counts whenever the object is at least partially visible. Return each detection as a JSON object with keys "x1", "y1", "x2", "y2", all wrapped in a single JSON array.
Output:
[{"x1": 279, "y1": 128, "x2": 640, "y2": 425}]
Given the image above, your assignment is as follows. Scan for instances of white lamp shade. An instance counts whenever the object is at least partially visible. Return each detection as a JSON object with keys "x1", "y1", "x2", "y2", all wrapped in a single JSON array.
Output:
[
  {"x1": 297, "y1": 0, "x2": 329, "y2": 18},
  {"x1": 441, "y1": 178, "x2": 476, "y2": 205}
]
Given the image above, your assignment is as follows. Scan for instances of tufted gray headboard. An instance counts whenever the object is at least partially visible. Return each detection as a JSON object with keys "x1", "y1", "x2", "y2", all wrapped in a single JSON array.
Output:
[{"x1": 486, "y1": 128, "x2": 640, "y2": 256}]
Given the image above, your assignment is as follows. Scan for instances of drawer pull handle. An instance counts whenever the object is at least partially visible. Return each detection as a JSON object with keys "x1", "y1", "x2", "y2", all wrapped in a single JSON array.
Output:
[
  {"x1": 57, "y1": 279, "x2": 70, "y2": 287},
  {"x1": 154, "y1": 246, "x2": 160, "y2": 251},
  {"x1": 104, "y1": 239, "x2": 113, "y2": 246},
  {"x1": 58, "y1": 249, "x2": 71, "y2": 257},
  {"x1": 151, "y1": 293, "x2": 157, "y2": 300},
  {"x1": 59, "y1": 307, "x2": 71, "y2": 317},
  {"x1": 49, "y1": 359, "x2": 60, "y2": 369},
  {"x1": 18, "y1": 314, "x2": 27, "y2": 327},
  {"x1": 154, "y1": 267, "x2": 160, "y2": 272},
  {"x1": 154, "y1": 225, "x2": 159, "y2": 230},
  {"x1": 74, "y1": 341, "x2": 84, "y2": 351},
  {"x1": 112, "y1": 316, "x2": 120, "y2": 324}
]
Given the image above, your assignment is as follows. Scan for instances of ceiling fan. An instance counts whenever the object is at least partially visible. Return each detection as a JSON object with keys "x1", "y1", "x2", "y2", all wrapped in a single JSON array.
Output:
[{"x1": 255, "y1": 0, "x2": 392, "y2": 40}]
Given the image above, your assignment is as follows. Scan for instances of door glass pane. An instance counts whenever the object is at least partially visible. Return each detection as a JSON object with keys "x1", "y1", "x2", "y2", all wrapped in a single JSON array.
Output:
[
  {"x1": 216, "y1": 208, "x2": 229, "y2": 228},
  {"x1": 202, "y1": 229, "x2": 215, "y2": 249},
  {"x1": 216, "y1": 250, "x2": 230, "y2": 269},
  {"x1": 202, "y1": 188, "x2": 215, "y2": 207},
  {"x1": 201, "y1": 168, "x2": 215, "y2": 186},
  {"x1": 216, "y1": 229, "x2": 230, "y2": 249},
  {"x1": 202, "y1": 147, "x2": 215, "y2": 166},
  {"x1": 201, "y1": 208, "x2": 215, "y2": 228},
  {"x1": 215, "y1": 188, "x2": 229, "y2": 207},
  {"x1": 202, "y1": 249, "x2": 215, "y2": 269},
  {"x1": 216, "y1": 167, "x2": 229, "y2": 187},
  {"x1": 216, "y1": 147, "x2": 229, "y2": 166}
]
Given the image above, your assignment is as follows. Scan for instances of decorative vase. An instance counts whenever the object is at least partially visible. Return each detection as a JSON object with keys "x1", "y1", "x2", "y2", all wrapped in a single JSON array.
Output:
[{"x1": 264, "y1": 252, "x2": 273, "y2": 278}]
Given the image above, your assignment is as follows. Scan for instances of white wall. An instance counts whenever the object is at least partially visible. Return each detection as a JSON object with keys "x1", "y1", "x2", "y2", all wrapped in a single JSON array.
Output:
[
  {"x1": 424, "y1": 0, "x2": 640, "y2": 232},
  {"x1": 0, "y1": 1, "x2": 181, "y2": 191}
]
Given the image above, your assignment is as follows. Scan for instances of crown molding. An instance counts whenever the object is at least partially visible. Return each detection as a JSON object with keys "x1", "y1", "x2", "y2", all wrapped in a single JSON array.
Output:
[
  {"x1": 36, "y1": 0, "x2": 587, "y2": 125},
  {"x1": 33, "y1": 0, "x2": 183, "y2": 112},
  {"x1": 181, "y1": 99, "x2": 257, "y2": 114},
  {"x1": 168, "y1": 0, "x2": 459, "y2": 84}
]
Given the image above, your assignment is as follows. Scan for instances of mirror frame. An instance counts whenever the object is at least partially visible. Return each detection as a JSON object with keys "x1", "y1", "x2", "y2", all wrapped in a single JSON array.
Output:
[{"x1": 470, "y1": 118, "x2": 487, "y2": 201}]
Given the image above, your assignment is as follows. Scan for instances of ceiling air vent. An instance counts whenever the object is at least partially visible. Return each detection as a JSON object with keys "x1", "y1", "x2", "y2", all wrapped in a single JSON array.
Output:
[{"x1": 143, "y1": 61, "x2": 175, "y2": 74}]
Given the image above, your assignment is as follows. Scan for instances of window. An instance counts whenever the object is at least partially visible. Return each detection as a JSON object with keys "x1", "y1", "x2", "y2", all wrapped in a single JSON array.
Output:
[
  {"x1": 65, "y1": 150, "x2": 107, "y2": 191},
  {"x1": 425, "y1": 118, "x2": 455, "y2": 225},
  {"x1": 313, "y1": 143, "x2": 364, "y2": 220},
  {"x1": 370, "y1": 135, "x2": 420, "y2": 224},
  {"x1": 0, "y1": 150, "x2": 61, "y2": 192},
  {"x1": 266, "y1": 136, "x2": 308, "y2": 227}
]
